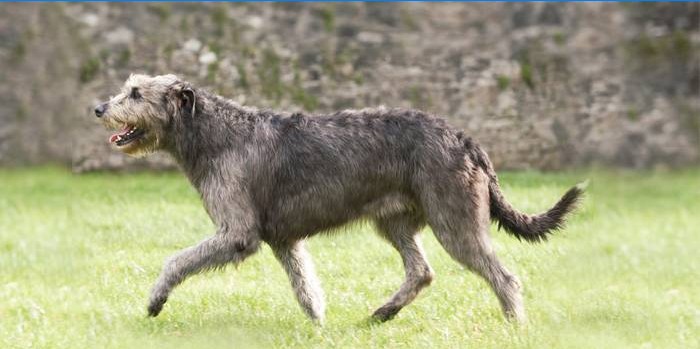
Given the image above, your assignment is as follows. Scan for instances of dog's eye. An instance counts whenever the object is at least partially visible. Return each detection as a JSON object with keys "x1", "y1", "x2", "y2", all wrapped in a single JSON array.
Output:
[{"x1": 130, "y1": 88, "x2": 141, "y2": 99}]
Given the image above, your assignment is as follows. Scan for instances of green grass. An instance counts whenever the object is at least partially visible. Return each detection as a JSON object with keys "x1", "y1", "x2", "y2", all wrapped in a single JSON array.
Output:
[{"x1": 1, "y1": 168, "x2": 698, "y2": 348}]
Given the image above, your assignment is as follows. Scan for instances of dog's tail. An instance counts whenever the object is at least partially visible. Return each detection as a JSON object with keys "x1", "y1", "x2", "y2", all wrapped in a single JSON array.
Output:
[{"x1": 461, "y1": 134, "x2": 585, "y2": 243}]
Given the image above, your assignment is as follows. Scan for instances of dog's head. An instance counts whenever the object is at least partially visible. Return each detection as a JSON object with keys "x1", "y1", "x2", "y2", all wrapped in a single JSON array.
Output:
[{"x1": 94, "y1": 74, "x2": 196, "y2": 156}]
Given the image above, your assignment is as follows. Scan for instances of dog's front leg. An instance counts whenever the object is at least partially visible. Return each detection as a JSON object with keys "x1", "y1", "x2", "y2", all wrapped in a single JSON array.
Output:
[
  {"x1": 272, "y1": 240, "x2": 326, "y2": 323},
  {"x1": 147, "y1": 229, "x2": 260, "y2": 317}
]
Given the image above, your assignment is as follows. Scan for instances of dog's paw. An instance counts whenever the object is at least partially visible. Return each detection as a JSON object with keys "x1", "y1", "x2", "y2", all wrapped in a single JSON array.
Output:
[
  {"x1": 371, "y1": 305, "x2": 400, "y2": 322},
  {"x1": 147, "y1": 297, "x2": 167, "y2": 317}
]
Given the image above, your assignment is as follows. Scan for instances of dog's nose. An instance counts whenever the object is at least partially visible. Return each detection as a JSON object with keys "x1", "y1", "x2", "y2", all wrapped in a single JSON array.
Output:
[{"x1": 94, "y1": 103, "x2": 107, "y2": 118}]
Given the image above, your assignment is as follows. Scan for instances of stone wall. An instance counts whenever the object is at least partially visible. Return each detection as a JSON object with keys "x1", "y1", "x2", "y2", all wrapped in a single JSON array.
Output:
[{"x1": 0, "y1": 3, "x2": 698, "y2": 171}]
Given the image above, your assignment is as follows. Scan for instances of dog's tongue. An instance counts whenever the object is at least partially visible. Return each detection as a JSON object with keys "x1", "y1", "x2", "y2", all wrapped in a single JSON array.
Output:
[{"x1": 109, "y1": 126, "x2": 132, "y2": 143}]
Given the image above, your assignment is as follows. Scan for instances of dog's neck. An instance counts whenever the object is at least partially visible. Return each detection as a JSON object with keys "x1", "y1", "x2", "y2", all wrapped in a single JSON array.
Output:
[{"x1": 165, "y1": 90, "x2": 260, "y2": 189}]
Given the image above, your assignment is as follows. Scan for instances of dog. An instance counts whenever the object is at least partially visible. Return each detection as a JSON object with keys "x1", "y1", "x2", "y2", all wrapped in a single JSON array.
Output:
[{"x1": 95, "y1": 73, "x2": 583, "y2": 323}]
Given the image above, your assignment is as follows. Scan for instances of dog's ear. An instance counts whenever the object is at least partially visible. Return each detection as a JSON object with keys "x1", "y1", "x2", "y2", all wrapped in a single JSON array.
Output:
[{"x1": 180, "y1": 86, "x2": 196, "y2": 117}]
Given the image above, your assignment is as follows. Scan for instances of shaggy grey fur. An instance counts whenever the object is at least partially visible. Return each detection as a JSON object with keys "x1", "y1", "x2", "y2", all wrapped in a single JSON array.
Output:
[{"x1": 95, "y1": 74, "x2": 584, "y2": 323}]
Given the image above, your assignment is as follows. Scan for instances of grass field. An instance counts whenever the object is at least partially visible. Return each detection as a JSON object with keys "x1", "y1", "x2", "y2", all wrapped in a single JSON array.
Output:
[{"x1": 1, "y1": 168, "x2": 698, "y2": 348}]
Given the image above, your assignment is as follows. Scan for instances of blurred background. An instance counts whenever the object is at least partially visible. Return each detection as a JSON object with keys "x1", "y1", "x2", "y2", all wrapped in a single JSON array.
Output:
[{"x1": 0, "y1": 2, "x2": 698, "y2": 172}]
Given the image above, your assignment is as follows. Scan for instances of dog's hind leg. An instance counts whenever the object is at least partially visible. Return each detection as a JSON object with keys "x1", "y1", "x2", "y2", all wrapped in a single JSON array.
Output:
[
  {"x1": 372, "y1": 212, "x2": 434, "y2": 322},
  {"x1": 441, "y1": 232, "x2": 526, "y2": 323},
  {"x1": 147, "y1": 229, "x2": 261, "y2": 317},
  {"x1": 423, "y1": 170, "x2": 525, "y2": 322},
  {"x1": 272, "y1": 240, "x2": 325, "y2": 323}
]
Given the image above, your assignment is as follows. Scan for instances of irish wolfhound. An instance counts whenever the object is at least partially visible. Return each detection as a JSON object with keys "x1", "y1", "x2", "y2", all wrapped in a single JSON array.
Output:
[{"x1": 95, "y1": 74, "x2": 583, "y2": 323}]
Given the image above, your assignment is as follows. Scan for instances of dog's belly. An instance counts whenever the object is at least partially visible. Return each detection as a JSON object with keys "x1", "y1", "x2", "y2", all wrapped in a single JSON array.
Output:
[
  {"x1": 360, "y1": 192, "x2": 415, "y2": 218},
  {"x1": 261, "y1": 191, "x2": 416, "y2": 242}
]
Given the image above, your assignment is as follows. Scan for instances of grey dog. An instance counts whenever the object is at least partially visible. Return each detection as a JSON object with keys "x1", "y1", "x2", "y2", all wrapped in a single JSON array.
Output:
[{"x1": 95, "y1": 74, "x2": 583, "y2": 323}]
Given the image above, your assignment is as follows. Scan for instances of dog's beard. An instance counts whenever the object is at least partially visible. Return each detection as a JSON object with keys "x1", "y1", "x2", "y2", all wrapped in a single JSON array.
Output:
[
  {"x1": 101, "y1": 116, "x2": 161, "y2": 157},
  {"x1": 117, "y1": 134, "x2": 159, "y2": 157}
]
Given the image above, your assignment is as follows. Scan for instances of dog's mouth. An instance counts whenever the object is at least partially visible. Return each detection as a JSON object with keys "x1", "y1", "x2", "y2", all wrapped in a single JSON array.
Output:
[{"x1": 109, "y1": 125, "x2": 146, "y2": 147}]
